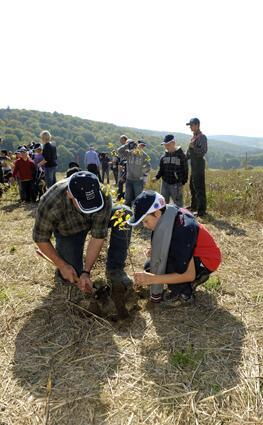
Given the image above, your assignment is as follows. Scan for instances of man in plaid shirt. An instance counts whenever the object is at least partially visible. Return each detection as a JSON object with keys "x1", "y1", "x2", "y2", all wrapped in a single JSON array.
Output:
[{"x1": 33, "y1": 171, "x2": 132, "y2": 294}]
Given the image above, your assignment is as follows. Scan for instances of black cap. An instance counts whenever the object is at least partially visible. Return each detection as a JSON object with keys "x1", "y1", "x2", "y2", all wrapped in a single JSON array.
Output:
[
  {"x1": 161, "y1": 134, "x2": 176, "y2": 145},
  {"x1": 68, "y1": 161, "x2": 80, "y2": 168},
  {"x1": 18, "y1": 147, "x2": 28, "y2": 153},
  {"x1": 68, "y1": 171, "x2": 104, "y2": 214},
  {"x1": 33, "y1": 143, "x2": 42, "y2": 150},
  {"x1": 138, "y1": 140, "x2": 147, "y2": 146},
  {"x1": 186, "y1": 118, "x2": 200, "y2": 126},
  {"x1": 127, "y1": 190, "x2": 166, "y2": 226}
]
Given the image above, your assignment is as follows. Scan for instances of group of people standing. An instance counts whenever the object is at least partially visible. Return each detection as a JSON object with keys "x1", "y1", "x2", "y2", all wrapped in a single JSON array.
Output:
[
  {"x1": 154, "y1": 117, "x2": 208, "y2": 217},
  {"x1": 108, "y1": 117, "x2": 208, "y2": 216},
  {"x1": 0, "y1": 130, "x2": 57, "y2": 202}
]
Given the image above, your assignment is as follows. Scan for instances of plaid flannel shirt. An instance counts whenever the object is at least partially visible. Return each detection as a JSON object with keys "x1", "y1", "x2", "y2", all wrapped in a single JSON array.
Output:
[{"x1": 33, "y1": 179, "x2": 112, "y2": 243}]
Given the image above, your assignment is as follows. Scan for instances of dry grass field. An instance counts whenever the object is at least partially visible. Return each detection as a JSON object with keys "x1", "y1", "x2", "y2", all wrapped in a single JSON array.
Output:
[{"x1": 0, "y1": 170, "x2": 263, "y2": 425}]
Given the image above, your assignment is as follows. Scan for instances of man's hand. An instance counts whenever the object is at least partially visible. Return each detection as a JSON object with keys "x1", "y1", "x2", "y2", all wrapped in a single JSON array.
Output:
[
  {"x1": 134, "y1": 271, "x2": 155, "y2": 288},
  {"x1": 151, "y1": 177, "x2": 157, "y2": 182},
  {"x1": 78, "y1": 273, "x2": 93, "y2": 294},
  {"x1": 144, "y1": 248, "x2": 151, "y2": 258},
  {"x1": 59, "y1": 264, "x2": 79, "y2": 284}
]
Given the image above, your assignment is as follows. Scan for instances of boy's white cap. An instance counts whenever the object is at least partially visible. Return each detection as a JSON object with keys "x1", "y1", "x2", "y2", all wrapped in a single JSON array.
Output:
[{"x1": 127, "y1": 190, "x2": 166, "y2": 226}]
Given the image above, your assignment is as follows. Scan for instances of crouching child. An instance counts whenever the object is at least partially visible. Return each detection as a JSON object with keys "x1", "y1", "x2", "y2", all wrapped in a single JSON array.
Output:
[{"x1": 128, "y1": 190, "x2": 221, "y2": 304}]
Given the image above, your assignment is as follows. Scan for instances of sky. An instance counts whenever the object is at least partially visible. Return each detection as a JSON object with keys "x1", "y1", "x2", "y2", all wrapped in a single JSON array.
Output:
[{"x1": 1, "y1": 0, "x2": 263, "y2": 137}]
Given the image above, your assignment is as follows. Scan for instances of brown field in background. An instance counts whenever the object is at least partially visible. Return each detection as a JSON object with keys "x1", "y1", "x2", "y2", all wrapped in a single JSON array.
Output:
[
  {"x1": 146, "y1": 168, "x2": 263, "y2": 222},
  {"x1": 0, "y1": 169, "x2": 262, "y2": 425}
]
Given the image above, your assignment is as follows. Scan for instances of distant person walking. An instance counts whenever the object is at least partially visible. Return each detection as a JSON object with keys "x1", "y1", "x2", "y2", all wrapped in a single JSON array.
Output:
[
  {"x1": 39, "y1": 131, "x2": 57, "y2": 188},
  {"x1": 100, "y1": 153, "x2": 110, "y2": 184},
  {"x1": 186, "y1": 118, "x2": 208, "y2": 217},
  {"x1": 117, "y1": 135, "x2": 128, "y2": 199},
  {"x1": 118, "y1": 139, "x2": 151, "y2": 206},
  {"x1": 111, "y1": 154, "x2": 119, "y2": 185},
  {"x1": 152, "y1": 134, "x2": 188, "y2": 207},
  {"x1": 84, "y1": 146, "x2": 101, "y2": 179}
]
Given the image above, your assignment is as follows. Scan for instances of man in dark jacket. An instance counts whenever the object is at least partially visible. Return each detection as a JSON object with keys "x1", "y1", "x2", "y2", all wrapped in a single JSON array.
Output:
[
  {"x1": 38, "y1": 130, "x2": 57, "y2": 188},
  {"x1": 186, "y1": 118, "x2": 207, "y2": 217},
  {"x1": 153, "y1": 134, "x2": 188, "y2": 207}
]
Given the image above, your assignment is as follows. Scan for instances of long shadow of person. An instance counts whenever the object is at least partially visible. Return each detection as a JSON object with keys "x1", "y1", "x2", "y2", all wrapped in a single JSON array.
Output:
[
  {"x1": 13, "y1": 286, "x2": 147, "y2": 425},
  {"x1": 203, "y1": 214, "x2": 247, "y2": 236},
  {"x1": 140, "y1": 289, "x2": 246, "y2": 420}
]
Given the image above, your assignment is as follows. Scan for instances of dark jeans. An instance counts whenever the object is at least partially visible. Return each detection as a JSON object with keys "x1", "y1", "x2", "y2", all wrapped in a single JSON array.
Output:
[
  {"x1": 144, "y1": 257, "x2": 211, "y2": 297},
  {"x1": 20, "y1": 180, "x2": 36, "y2": 202},
  {"x1": 102, "y1": 167, "x2": 110, "y2": 184},
  {"x1": 125, "y1": 179, "x2": 144, "y2": 207},
  {"x1": 55, "y1": 205, "x2": 132, "y2": 275},
  {"x1": 190, "y1": 169, "x2": 207, "y2": 214},
  {"x1": 112, "y1": 167, "x2": 118, "y2": 185},
  {"x1": 45, "y1": 166, "x2": 57, "y2": 189},
  {"x1": 117, "y1": 178, "x2": 125, "y2": 200}
]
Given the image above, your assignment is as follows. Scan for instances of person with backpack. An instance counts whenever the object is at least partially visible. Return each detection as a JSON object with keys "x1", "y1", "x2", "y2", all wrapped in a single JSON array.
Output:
[
  {"x1": 152, "y1": 134, "x2": 188, "y2": 207},
  {"x1": 128, "y1": 190, "x2": 221, "y2": 304}
]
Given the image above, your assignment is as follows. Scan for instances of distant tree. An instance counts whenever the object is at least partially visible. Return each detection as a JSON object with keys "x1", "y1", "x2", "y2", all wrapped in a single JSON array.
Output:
[{"x1": 57, "y1": 145, "x2": 74, "y2": 171}]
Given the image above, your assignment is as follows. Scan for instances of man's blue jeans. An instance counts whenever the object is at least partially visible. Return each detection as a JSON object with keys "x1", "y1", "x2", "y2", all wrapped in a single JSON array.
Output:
[
  {"x1": 55, "y1": 206, "x2": 132, "y2": 275},
  {"x1": 45, "y1": 166, "x2": 57, "y2": 189},
  {"x1": 125, "y1": 179, "x2": 144, "y2": 206}
]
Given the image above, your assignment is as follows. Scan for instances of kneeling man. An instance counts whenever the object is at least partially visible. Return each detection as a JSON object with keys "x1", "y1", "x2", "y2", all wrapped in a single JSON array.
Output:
[{"x1": 33, "y1": 171, "x2": 132, "y2": 298}]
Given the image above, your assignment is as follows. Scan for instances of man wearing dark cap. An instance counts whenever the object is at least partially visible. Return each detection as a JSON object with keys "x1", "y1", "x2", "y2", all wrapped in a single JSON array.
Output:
[
  {"x1": 33, "y1": 171, "x2": 132, "y2": 301},
  {"x1": 186, "y1": 118, "x2": 208, "y2": 216},
  {"x1": 153, "y1": 134, "x2": 188, "y2": 206}
]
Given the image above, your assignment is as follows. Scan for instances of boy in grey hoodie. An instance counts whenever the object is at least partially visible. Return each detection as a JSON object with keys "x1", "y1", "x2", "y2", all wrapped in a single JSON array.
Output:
[{"x1": 118, "y1": 140, "x2": 151, "y2": 206}]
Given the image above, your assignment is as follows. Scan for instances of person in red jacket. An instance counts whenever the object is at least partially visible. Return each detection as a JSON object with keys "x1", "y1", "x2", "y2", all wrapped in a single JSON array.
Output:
[{"x1": 13, "y1": 147, "x2": 36, "y2": 202}]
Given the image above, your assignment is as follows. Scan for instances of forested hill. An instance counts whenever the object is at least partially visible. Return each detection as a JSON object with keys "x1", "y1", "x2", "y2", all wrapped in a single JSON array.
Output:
[{"x1": 1, "y1": 108, "x2": 263, "y2": 170}]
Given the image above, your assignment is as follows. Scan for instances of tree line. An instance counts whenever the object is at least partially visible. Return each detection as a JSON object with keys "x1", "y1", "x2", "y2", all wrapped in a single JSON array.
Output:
[{"x1": 0, "y1": 108, "x2": 262, "y2": 170}]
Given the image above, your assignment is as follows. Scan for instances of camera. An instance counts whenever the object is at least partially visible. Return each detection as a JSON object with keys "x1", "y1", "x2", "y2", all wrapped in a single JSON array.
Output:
[{"x1": 128, "y1": 140, "x2": 137, "y2": 150}]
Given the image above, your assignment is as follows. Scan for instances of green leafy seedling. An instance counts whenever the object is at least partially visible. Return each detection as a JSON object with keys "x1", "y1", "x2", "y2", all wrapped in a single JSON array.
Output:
[{"x1": 204, "y1": 276, "x2": 221, "y2": 292}]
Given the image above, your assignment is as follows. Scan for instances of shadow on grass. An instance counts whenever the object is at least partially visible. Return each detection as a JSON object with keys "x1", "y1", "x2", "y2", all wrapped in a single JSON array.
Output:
[
  {"x1": 141, "y1": 290, "x2": 245, "y2": 405},
  {"x1": 13, "y1": 286, "x2": 146, "y2": 425},
  {"x1": 203, "y1": 214, "x2": 247, "y2": 236},
  {"x1": 0, "y1": 201, "x2": 37, "y2": 217}
]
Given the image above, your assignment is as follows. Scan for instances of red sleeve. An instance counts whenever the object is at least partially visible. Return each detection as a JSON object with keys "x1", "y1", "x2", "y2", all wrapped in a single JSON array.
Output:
[
  {"x1": 12, "y1": 160, "x2": 19, "y2": 178},
  {"x1": 193, "y1": 224, "x2": 222, "y2": 271}
]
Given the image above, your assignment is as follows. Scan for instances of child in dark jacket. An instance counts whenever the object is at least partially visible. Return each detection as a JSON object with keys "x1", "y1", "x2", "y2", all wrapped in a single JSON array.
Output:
[{"x1": 153, "y1": 134, "x2": 188, "y2": 207}]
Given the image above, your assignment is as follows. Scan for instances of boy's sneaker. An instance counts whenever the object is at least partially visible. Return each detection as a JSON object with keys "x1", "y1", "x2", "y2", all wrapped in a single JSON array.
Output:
[{"x1": 161, "y1": 290, "x2": 195, "y2": 306}]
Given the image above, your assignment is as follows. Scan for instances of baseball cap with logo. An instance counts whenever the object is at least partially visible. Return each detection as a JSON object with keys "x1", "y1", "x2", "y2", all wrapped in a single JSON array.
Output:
[
  {"x1": 127, "y1": 190, "x2": 166, "y2": 226},
  {"x1": 68, "y1": 171, "x2": 104, "y2": 214},
  {"x1": 161, "y1": 134, "x2": 176, "y2": 145}
]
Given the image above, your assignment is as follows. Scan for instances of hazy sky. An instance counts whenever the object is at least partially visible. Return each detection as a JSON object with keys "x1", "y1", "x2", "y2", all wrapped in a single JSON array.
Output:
[{"x1": 1, "y1": 0, "x2": 263, "y2": 136}]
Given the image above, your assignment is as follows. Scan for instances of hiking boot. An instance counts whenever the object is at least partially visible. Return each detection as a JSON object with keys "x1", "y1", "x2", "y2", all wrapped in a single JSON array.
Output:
[
  {"x1": 106, "y1": 269, "x2": 133, "y2": 288},
  {"x1": 194, "y1": 211, "x2": 207, "y2": 218}
]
